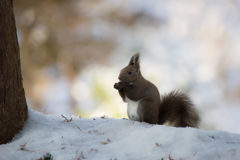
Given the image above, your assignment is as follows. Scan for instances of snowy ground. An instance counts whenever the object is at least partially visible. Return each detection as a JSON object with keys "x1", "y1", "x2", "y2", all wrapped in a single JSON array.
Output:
[{"x1": 1, "y1": 108, "x2": 240, "y2": 160}]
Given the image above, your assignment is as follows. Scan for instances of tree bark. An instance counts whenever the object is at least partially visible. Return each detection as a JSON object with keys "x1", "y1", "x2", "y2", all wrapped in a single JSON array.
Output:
[{"x1": 0, "y1": 0, "x2": 28, "y2": 144}]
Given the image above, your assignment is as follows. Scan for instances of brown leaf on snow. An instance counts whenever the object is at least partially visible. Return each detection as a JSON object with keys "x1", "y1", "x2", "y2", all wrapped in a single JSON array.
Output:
[
  {"x1": 101, "y1": 142, "x2": 108, "y2": 145},
  {"x1": 19, "y1": 143, "x2": 35, "y2": 152},
  {"x1": 20, "y1": 143, "x2": 27, "y2": 150},
  {"x1": 168, "y1": 153, "x2": 174, "y2": 160},
  {"x1": 100, "y1": 115, "x2": 107, "y2": 119},
  {"x1": 80, "y1": 152, "x2": 87, "y2": 159},
  {"x1": 89, "y1": 148, "x2": 98, "y2": 152},
  {"x1": 76, "y1": 151, "x2": 87, "y2": 159},
  {"x1": 88, "y1": 130, "x2": 104, "y2": 135},
  {"x1": 101, "y1": 138, "x2": 111, "y2": 145}
]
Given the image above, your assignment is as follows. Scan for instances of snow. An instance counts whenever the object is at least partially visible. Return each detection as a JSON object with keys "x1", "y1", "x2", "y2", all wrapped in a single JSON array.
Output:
[{"x1": 1, "y1": 108, "x2": 240, "y2": 160}]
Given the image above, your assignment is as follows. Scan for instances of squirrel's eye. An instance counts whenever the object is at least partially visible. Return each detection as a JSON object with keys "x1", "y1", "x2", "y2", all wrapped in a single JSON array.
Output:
[{"x1": 128, "y1": 71, "x2": 132, "y2": 75}]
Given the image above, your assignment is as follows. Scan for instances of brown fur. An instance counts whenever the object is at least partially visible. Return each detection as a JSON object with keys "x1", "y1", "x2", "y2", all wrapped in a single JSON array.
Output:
[
  {"x1": 159, "y1": 91, "x2": 200, "y2": 128},
  {"x1": 114, "y1": 53, "x2": 200, "y2": 128}
]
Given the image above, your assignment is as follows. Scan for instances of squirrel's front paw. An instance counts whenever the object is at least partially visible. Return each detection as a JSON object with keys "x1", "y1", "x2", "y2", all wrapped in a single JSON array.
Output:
[{"x1": 114, "y1": 82, "x2": 124, "y2": 90}]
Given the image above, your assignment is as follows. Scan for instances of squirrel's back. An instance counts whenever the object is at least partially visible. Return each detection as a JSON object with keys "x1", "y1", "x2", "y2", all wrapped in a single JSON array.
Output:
[{"x1": 158, "y1": 90, "x2": 200, "y2": 128}]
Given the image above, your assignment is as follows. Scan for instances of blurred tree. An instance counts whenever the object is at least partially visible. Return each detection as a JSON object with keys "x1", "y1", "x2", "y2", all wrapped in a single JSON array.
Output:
[{"x1": 0, "y1": 0, "x2": 28, "y2": 144}]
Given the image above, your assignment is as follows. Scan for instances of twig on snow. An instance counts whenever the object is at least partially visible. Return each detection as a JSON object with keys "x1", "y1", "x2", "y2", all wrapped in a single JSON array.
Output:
[
  {"x1": 77, "y1": 126, "x2": 82, "y2": 131},
  {"x1": 61, "y1": 114, "x2": 72, "y2": 122},
  {"x1": 42, "y1": 105, "x2": 48, "y2": 114}
]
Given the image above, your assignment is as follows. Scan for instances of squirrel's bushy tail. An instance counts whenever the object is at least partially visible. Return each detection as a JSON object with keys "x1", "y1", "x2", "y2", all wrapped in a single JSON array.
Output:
[{"x1": 158, "y1": 91, "x2": 200, "y2": 128}]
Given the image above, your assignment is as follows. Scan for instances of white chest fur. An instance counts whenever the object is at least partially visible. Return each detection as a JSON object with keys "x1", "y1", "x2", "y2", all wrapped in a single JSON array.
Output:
[{"x1": 125, "y1": 97, "x2": 141, "y2": 121}]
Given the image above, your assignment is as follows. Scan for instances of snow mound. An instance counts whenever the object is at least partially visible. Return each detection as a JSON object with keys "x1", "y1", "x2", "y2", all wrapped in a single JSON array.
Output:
[{"x1": 1, "y1": 108, "x2": 240, "y2": 160}]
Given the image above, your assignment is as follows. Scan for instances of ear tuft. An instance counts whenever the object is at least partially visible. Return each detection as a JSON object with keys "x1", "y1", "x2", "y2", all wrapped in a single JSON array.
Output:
[
  {"x1": 129, "y1": 52, "x2": 140, "y2": 65},
  {"x1": 129, "y1": 52, "x2": 140, "y2": 73}
]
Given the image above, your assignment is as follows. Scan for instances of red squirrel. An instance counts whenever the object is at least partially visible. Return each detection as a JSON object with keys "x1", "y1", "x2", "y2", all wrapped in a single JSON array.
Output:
[{"x1": 114, "y1": 53, "x2": 200, "y2": 128}]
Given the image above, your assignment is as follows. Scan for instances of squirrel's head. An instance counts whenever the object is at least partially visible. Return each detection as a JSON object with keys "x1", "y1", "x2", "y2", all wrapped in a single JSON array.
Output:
[{"x1": 118, "y1": 53, "x2": 141, "y2": 85}]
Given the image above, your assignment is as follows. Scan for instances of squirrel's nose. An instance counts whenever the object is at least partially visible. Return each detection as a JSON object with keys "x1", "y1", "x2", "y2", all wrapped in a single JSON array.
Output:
[{"x1": 118, "y1": 76, "x2": 123, "y2": 81}]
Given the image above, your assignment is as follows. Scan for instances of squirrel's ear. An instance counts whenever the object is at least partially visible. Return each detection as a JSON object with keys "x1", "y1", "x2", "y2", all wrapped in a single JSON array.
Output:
[
  {"x1": 129, "y1": 52, "x2": 140, "y2": 65},
  {"x1": 129, "y1": 53, "x2": 140, "y2": 73}
]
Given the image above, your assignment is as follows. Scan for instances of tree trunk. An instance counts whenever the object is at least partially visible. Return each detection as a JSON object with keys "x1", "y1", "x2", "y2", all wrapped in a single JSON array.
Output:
[{"x1": 0, "y1": 0, "x2": 28, "y2": 144}]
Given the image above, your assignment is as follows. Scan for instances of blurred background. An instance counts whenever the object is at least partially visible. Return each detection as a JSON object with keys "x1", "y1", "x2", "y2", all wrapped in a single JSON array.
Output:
[{"x1": 14, "y1": 0, "x2": 240, "y2": 133}]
